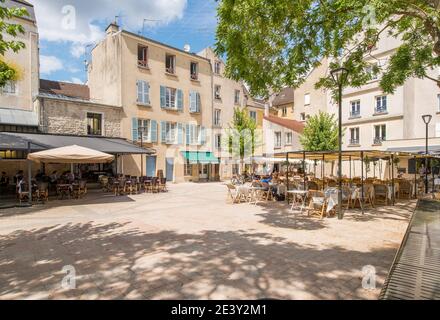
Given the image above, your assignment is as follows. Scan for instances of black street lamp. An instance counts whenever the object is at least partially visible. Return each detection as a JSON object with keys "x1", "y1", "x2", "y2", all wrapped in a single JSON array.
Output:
[
  {"x1": 422, "y1": 114, "x2": 432, "y2": 194},
  {"x1": 331, "y1": 67, "x2": 349, "y2": 220}
]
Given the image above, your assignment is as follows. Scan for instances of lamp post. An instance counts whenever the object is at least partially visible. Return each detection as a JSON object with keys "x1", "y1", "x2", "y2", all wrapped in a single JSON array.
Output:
[
  {"x1": 331, "y1": 67, "x2": 349, "y2": 220},
  {"x1": 422, "y1": 115, "x2": 432, "y2": 194}
]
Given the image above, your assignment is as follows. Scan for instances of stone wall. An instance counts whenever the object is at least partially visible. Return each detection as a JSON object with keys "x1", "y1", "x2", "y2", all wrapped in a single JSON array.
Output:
[{"x1": 39, "y1": 97, "x2": 122, "y2": 137}]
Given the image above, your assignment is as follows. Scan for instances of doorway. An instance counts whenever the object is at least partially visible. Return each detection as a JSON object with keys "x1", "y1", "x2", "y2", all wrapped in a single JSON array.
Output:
[{"x1": 166, "y1": 158, "x2": 174, "y2": 182}]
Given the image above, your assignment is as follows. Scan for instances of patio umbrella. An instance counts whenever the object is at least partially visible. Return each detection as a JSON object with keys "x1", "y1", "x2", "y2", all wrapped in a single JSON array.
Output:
[{"x1": 27, "y1": 145, "x2": 114, "y2": 164}]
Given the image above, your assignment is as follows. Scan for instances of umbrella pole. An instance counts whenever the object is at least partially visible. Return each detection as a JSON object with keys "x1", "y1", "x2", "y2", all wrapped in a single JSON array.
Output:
[
  {"x1": 361, "y1": 151, "x2": 364, "y2": 215},
  {"x1": 27, "y1": 142, "x2": 32, "y2": 204}
]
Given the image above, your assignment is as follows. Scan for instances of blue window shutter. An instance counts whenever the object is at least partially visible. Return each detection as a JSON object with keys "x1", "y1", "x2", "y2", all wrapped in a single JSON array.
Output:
[
  {"x1": 177, "y1": 123, "x2": 183, "y2": 145},
  {"x1": 177, "y1": 89, "x2": 183, "y2": 111},
  {"x1": 132, "y1": 118, "x2": 139, "y2": 141},
  {"x1": 136, "y1": 81, "x2": 142, "y2": 103},
  {"x1": 189, "y1": 91, "x2": 195, "y2": 112},
  {"x1": 201, "y1": 126, "x2": 206, "y2": 145},
  {"x1": 185, "y1": 124, "x2": 190, "y2": 145},
  {"x1": 144, "y1": 82, "x2": 150, "y2": 104},
  {"x1": 196, "y1": 92, "x2": 201, "y2": 113},
  {"x1": 160, "y1": 86, "x2": 166, "y2": 108},
  {"x1": 150, "y1": 120, "x2": 157, "y2": 142},
  {"x1": 161, "y1": 121, "x2": 166, "y2": 143}
]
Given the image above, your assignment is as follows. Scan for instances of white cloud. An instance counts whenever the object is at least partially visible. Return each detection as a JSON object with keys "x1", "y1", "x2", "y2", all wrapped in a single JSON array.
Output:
[
  {"x1": 40, "y1": 55, "x2": 63, "y2": 75},
  {"x1": 29, "y1": 0, "x2": 188, "y2": 55},
  {"x1": 70, "y1": 77, "x2": 83, "y2": 84}
]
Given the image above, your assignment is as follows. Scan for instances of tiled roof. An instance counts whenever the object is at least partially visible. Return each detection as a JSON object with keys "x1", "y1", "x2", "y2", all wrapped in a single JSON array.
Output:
[
  {"x1": 40, "y1": 79, "x2": 90, "y2": 100},
  {"x1": 264, "y1": 115, "x2": 304, "y2": 134},
  {"x1": 272, "y1": 87, "x2": 295, "y2": 106}
]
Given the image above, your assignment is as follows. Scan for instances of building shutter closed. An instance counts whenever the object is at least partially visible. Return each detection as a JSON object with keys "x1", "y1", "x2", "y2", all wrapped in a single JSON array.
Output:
[{"x1": 132, "y1": 117, "x2": 138, "y2": 141}]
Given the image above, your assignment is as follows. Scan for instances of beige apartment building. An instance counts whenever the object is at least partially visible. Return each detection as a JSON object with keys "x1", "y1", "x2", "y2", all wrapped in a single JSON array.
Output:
[
  {"x1": 198, "y1": 47, "x2": 267, "y2": 178},
  {"x1": 0, "y1": 0, "x2": 39, "y2": 132},
  {"x1": 88, "y1": 24, "x2": 218, "y2": 182}
]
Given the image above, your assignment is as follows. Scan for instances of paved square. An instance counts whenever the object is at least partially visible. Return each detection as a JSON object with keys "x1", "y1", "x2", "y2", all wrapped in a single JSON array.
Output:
[{"x1": 0, "y1": 183, "x2": 414, "y2": 299}]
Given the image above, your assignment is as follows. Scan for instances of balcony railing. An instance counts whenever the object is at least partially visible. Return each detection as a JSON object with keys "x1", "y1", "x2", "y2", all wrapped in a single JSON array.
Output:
[
  {"x1": 349, "y1": 139, "x2": 359, "y2": 145},
  {"x1": 375, "y1": 106, "x2": 387, "y2": 114},
  {"x1": 373, "y1": 137, "x2": 385, "y2": 145},
  {"x1": 138, "y1": 60, "x2": 148, "y2": 68},
  {"x1": 190, "y1": 73, "x2": 198, "y2": 81},
  {"x1": 350, "y1": 111, "x2": 360, "y2": 118}
]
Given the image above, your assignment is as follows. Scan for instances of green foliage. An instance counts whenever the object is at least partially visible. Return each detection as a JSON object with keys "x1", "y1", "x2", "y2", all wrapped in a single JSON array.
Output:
[
  {"x1": 299, "y1": 111, "x2": 340, "y2": 151},
  {"x1": 0, "y1": 0, "x2": 28, "y2": 87},
  {"x1": 216, "y1": 0, "x2": 440, "y2": 98},
  {"x1": 225, "y1": 107, "x2": 260, "y2": 160}
]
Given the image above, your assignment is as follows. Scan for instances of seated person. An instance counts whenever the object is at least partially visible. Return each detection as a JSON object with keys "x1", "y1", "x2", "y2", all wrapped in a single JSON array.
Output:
[
  {"x1": 35, "y1": 170, "x2": 44, "y2": 181},
  {"x1": 0, "y1": 172, "x2": 9, "y2": 187},
  {"x1": 261, "y1": 175, "x2": 273, "y2": 184},
  {"x1": 14, "y1": 170, "x2": 24, "y2": 184},
  {"x1": 49, "y1": 171, "x2": 58, "y2": 183}
]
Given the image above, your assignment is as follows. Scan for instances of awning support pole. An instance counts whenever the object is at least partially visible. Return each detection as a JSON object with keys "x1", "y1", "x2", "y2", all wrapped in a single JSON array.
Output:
[
  {"x1": 286, "y1": 152, "x2": 289, "y2": 203},
  {"x1": 349, "y1": 156, "x2": 352, "y2": 187},
  {"x1": 391, "y1": 154, "x2": 395, "y2": 206},
  {"x1": 322, "y1": 154, "x2": 325, "y2": 190},
  {"x1": 361, "y1": 151, "x2": 364, "y2": 215},
  {"x1": 414, "y1": 156, "x2": 417, "y2": 198},
  {"x1": 303, "y1": 151, "x2": 306, "y2": 188},
  {"x1": 27, "y1": 142, "x2": 32, "y2": 204}
]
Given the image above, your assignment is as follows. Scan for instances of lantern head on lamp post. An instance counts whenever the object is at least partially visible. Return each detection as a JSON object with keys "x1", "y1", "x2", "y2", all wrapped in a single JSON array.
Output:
[
  {"x1": 330, "y1": 67, "x2": 349, "y2": 220},
  {"x1": 422, "y1": 115, "x2": 432, "y2": 194}
]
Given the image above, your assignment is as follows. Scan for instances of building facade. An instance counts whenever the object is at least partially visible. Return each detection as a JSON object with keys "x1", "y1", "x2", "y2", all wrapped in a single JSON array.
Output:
[
  {"x1": 0, "y1": 0, "x2": 39, "y2": 133},
  {"x1": 88, "y1": 24, "x2": 218, "y2": 182}
]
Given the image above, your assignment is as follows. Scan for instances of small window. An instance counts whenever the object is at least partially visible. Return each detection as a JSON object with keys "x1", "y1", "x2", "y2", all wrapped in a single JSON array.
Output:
[
  {"x1": 138, "y1": 45, "x2": 148, "y2": 68},
  {"x1": 304, "y1": 93, "x2": 311, "y2": 106},
  {"x1": 375, "y1": 95, "x2": 387, "y2": 113},
  {"x1": 350, "y1": 127, "x2": 360, "y2": 145},
  {"x1": 214, "y1": 109, "x2": 221, "y2": 126},
  {"x1": 249, "y1": 111, "x2": 257, "y2": 122},
  {"x1": 165, "y1": 54, "x2": 176, "y2": 74},
  {"x1": 165, "y1": 122, "x2": 177, "y2": 143},
  {"x1": 285, "y1": 132, "x2": 293, "y2": 145},
  {"x1": 274, "y1": 132, "x2": 282, "y2": 148},
  {"x1": 282, "y1": 107, "x2": 287, "y2": 117},
  {"x1": 87, "y1": 113, "x2": 102, "y2": 136},
  {"x1": 300, "y1": 113, "x2": 306, "y2": 121},
  {"x1": 214, "y1": 85, "x2": 221, "y2": 100},
  {"x1": 374, "y1": 124, "x2": 386, "y2": 144},
  {"x1": 214, "y1": 61, "x2": 221, "y2": 75},
  {"x1": 1, "y1": 81, "x2": 16, "y2": 95},
  {"x1": 366, "y1": 63, "x2": 379, "y2": 80},
  {"x1": 234, "y1": 90, "x2": 240, "y2": 105},
  {"x1": 350, "y1": 100, "x2": 360, "y2": 117},
  {"x1": 190, "y1": 62, "x2": 198, "y2": 80},
  {"x1": 215, "y1": 134, "x2": 222, "y2": 150}
]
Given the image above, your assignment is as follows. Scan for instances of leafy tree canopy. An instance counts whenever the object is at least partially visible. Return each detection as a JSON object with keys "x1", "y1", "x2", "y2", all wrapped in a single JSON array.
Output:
[
  {"x1": 299, "y1": 111, "x2": 340, "y2": 151},
  {"x1": 216, "y1": 0, "x2": 440, "y2": 98},
  {"x1": 0, "y1": 0, "x2": 28, "y2": 87}
]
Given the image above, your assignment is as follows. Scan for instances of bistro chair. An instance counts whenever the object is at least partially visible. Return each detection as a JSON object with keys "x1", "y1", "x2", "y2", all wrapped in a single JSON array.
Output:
[
  {"x1": 72, "y1": 180, "x2": 87, "y2": 199},
  {"x1": 374, "y1": 184, "x2": 388, "y2": 206},
  {"x1": 398, "y1": 180, "x2": 412, "y2": 199},
  {"x1": 307, "y1": 190, "x2": 328, "y2": 219},
  {"x1": 37, "y1": 182, "x2": 49, "y2": 203},
  {"x1": 158, "y1": 178, "x2": 167, "y2": 192}
]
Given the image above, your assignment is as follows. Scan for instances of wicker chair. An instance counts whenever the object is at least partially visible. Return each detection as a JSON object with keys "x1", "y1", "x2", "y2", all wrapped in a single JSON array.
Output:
[
  {"x1": 399, "y1": 180, "x2": 412, "y2": 199},
  {"x1": 158, "y1": 178, "x2": 167, "y2": 192},
  {"x1": 374, "y1": 184, "x2": 388, "y2": 205},
  {"x1": 72, "y1": 180, "x2": 87, "y2": 199},
  {"x1": 37, "y1": 182, "x2": 49, "y2": 203},
  {"x1": 307, "y1": 190, "x2": 328, "y2": 219}
]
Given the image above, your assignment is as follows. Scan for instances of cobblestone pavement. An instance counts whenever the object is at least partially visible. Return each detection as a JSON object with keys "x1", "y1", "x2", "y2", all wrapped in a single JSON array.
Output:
[{"x1": 0, "y1": 183, "x2": 414, "y2": 300}]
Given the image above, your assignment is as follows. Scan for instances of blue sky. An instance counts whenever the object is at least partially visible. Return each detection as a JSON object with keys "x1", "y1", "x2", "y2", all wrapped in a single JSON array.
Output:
[{"x1": 29, "y1": 0, "x2": 218, "y2": 84}]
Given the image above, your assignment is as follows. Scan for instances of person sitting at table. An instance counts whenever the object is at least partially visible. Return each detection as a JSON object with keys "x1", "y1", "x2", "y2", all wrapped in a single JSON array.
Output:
[
  {"x1": 35, "y1": 170, "x2": 44, "y2": 181},
  {"x1": 0, "y1": 172, "x2": 9, "y2": 191},
  {"x1": 261, "y1": 174, "x2": 273, "y2": 184},
  {"x1": 66, "y1": 171, "x2": 75, "y2": 183},
  {"x1": 49, "y1": 171, "x2": 58, "y2": 183},
  {"x1": 14, "y1": 170, "x2": 24, "y2": 184}
]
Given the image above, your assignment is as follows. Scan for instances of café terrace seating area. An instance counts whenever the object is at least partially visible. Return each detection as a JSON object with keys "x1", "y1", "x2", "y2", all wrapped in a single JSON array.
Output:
[{"x1": 226, "y1": 150, "x2": 437, "y2": 219}]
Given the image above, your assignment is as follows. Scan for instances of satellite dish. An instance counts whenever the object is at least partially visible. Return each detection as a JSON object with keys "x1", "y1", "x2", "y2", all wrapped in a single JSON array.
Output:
[{"x1": 183, "y1": 44, "x2": 191, "y2": 52}]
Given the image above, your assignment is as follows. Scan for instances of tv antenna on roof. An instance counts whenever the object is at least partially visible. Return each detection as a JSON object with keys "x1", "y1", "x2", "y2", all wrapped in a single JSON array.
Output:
[{"x1": 141, "y1": 18, "x2": 161, "y2": 36}]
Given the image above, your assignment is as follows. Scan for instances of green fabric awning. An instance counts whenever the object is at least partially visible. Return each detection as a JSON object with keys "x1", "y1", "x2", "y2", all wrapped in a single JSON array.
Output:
[{"x1": 182, "y1": 151, "x2": 219, "y2": 164}]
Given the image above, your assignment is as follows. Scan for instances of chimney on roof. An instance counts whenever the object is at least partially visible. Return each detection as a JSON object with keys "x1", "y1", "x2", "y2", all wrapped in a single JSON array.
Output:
[
  {"x1": 106, "y1": 22, "x2": 119, "y2": 35},
  {"x1": 183, "y1": 44, "x2": 191, "y2": 52},
  {"x1": 264, "y1": 102, "x2": 270, "y2": 117}
]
